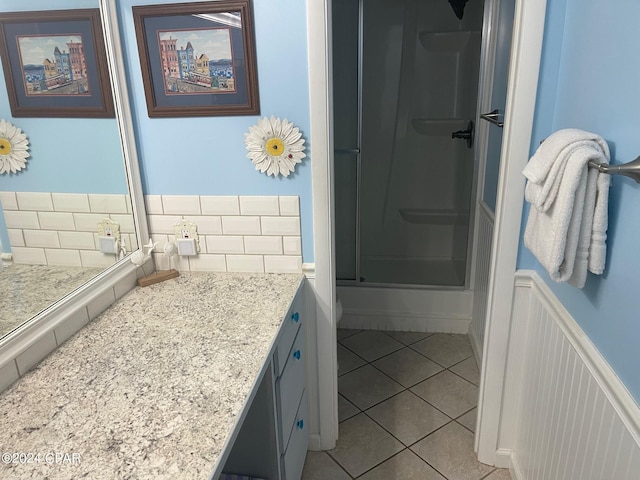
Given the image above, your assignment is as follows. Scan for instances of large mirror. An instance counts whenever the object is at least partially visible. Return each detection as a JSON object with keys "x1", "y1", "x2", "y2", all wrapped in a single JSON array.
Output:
[{"x1": 0, "y1": 0, "x2": 140, "y2": 340}]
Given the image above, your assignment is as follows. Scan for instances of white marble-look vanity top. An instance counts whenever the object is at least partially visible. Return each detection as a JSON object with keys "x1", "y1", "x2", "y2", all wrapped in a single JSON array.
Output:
[{"x1": 0, "y1": 272, "x2": 304, "y2": 480}]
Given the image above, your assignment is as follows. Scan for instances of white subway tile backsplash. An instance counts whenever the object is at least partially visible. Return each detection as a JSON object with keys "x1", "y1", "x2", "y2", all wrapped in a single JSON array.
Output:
[
  {"x1": 45, "y1": 249, "x2": 82, "y2": 267},
  {"x1": 264, "y1": 255, "x2": 302, "y2": 273},
  {"x1": 222, "y1": 216, "x2": 261, "y2": 235},
  {"x1": 54, "y1": 308, "x2": 90, "y2": 346},
  {"x1": 87, "y1": 287, "x2": 116, "y2": 320},
  {"x1": 7, "y1": 229, "x2": 25, "y2": 247},
  {"x1": 145, "y1": 195, "x2": 164, "y2": 214},
  {"x1": 206, "y1": 235, "x2": 244, "y2": 254},
  {"x1": 279, "y1": 196, "x2": 300, "y2": 216},
  {"x1": 182, "y1": 215, "x2": 222, "y2": 235},
  {"x1": 11, "y1": 247, "x2": 47, "y2": 264},
  {"x1": 80, "y1": 250, "x2": 118, "y2": 268},
  {"x1": 148, "y1": 214, "x2": 183, "y2": 234},
  {"x1": 16, "y1": 333, "x2": 57, "y2": 376},
  {"x1": 88, "y1": 194, "x2": 128, "y2": 214},
  {"x1": 52, "y1": 193, "x2": 90, "y2": 213},
  {"x1": 162, "y1": 195, "x2": 202, "y2": 215},
  {"x1": 4, "y1": 210, "x2": 39, "y2": 229},
  {"x1": 239, "y1": 196, "x2": 280, "y2": 215},
  {"x1": 0, "y1": 191, "x2": 18, "y2": 210},
  {"x1": 201, "y1": 196, "x2": 239, "y2": 215},
  {"x1": 283, "y1": 236, "x2": 302, "y2": 255},
  {"x1": 16, "y1": 192, "x2": 53, "y2": 212},
  {"x1": 23, "y1": 229, "x2": 60, "y2": 248},
  {"x1": 244, "y1": 236, "x2": 283, "y2": 254},
  {"x1": 110, "y1": 214, "x2": 136, "y2": 234},
  {"x1": 261, "y1": 216, "x2": 300, "y2": 236},
  {"x1": 72, "y1": 213, "x2": 104, "y2": 232},
  {"x1": 227, "y1": 255, "x2": 264, "y2": 272},
  {"x1": 39, "y1": 212, "x2": 75, "y2": 231},
  {"x1": 59, "y1": 231, "x2": 96, "y2": 250},
  {"x1": 188, "y1": 254, "x2": 227, "y2": 272}
]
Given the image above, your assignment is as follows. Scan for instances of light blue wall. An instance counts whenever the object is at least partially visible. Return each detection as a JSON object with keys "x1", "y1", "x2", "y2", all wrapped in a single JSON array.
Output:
[
  {"x1": 116, "y1": 0, "x2": 314, "y2": 261},
  {"x1": 0, "y1": 0, "x2": 128, "y2": 195},
  {"x1": 520, "y1": 0, "x2": 640, "y2": 401}
]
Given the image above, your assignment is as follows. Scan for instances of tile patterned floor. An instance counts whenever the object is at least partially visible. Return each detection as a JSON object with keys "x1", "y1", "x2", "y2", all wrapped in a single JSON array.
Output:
[{"x1": 302, "y1": 329, "x2": 511, "y2": 480}]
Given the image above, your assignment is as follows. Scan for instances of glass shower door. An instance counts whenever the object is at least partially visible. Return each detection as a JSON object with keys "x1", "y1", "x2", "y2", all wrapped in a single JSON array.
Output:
[{"x1": 333, "y1": 0, "x2": 360, "y2": 282}]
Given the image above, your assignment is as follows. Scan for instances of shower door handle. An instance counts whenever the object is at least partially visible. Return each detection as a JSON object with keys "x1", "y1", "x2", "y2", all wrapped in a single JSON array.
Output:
[
  {"x1": 334, "y1": 148, "x2": 361, "y2": 155},
  {"x1": 451, "y1": 121, "x2": 474, "y2": 149}
]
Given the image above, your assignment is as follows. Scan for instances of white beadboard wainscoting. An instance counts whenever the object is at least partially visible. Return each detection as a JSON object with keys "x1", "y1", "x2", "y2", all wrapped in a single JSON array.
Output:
[
  {"x1": 498, "y1": 271, "x2": 640, "y2": 479},
  {"x1": 469, "y1": 201, "x2": 494, "y2": 362}
]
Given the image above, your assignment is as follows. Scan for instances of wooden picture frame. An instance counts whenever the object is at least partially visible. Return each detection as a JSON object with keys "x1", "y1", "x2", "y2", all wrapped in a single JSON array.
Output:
[
  {"x1": 0, "y1": 9, "x2": 114, "y2": 118},
  {"x1": 133, "y1": 0, "x2": 260, "y2": 118}
]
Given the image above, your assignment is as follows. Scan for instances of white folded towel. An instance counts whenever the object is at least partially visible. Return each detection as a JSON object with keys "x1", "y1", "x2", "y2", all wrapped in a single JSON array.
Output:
[{"x1": 523, "y1": 129, "x2": 610, "y2": 288}]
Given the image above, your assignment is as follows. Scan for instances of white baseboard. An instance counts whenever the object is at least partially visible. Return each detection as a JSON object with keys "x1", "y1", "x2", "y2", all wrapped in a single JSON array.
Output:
[
  {"x1": 494, "y1": 448, "x2": 512, "y2": 469},
  {"x1": 307, "y1": 433, "x2": 322, "y2": 451},
  {"x1": 340, "y1": 312, "x2": 470, "y2": 334}
]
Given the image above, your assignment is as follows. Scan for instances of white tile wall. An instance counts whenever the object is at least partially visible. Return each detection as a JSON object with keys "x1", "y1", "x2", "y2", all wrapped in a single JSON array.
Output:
[
  {"x1": 16, "y1": 192, "x2": 53, "y2": 212},
  {"x1": 0, "y1": 361, "x2": 19, "y2": 392},
  {"x1": 0, "y1": 191, "x2": 18, "y2": 210},
  {"x1": 15, "y1": 333, "x2": 57, "y2": 375},
  {"x1": 54, "y1": 308, "x2": 90, "y2": 345},
  {"x1": 240, "y1": 196, "x2": 280, "y2": 215},
  {"x1": 145, "y1": 195, "x2": 303, "y2": 274},
  {"x1": 200, "y1": 196, "x2": 239, "y2": 215},
  {"x1": 38, "y1": 212, "x2": 75, "y2": 231},
  {"x1": 2, "y1": 192, "x2": 136, "y2": 267},
  {"x1": 52, "y1": 193, "x2": 90, "y2": 213}
]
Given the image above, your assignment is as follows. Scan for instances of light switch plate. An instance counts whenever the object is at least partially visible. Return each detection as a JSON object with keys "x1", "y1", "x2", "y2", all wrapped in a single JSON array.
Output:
[{"x1": 99, "y1": 236, "x2": 119, "y2": 254}]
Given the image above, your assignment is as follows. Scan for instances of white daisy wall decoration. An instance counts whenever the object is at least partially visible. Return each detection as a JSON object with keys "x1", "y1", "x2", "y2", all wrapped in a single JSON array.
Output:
[
  {"x1": 245, "y1": 116, "x2": 306, "y2": 177},
  {"x1": 0, "y1": 119, "x2": 30, "y2": 175}
]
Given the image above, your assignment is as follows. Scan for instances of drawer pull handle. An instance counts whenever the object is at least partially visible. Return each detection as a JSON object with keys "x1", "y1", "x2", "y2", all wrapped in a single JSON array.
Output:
[
  {"x1": 292, "y1": 312, "x2": 300, "y2": 323},
  {"x1": 296, "y1": 419, "x2": 304, "y2": 430},
  {"x1": 293, "y1": 349, "x2": 301, "y2": 360}
]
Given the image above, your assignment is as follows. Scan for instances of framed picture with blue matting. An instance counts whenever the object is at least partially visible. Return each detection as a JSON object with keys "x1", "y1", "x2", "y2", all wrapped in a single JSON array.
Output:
[
  {"x1": 0, "y1": 9, "x2": 114, "y2": 118},
  {"x1": 133, "y1": 0, "x2": 260, "y2": 118}
]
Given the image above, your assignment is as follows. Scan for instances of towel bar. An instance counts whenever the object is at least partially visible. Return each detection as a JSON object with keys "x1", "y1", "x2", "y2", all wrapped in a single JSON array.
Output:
[{"x1": 588, "y1": 156, "x2": 640, "y2": 184}]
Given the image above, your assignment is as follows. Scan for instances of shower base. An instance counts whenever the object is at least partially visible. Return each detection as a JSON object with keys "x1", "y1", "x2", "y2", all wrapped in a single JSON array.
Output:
[{"x1": 359, "y1": 256, "x2": 466, "y2": 286}]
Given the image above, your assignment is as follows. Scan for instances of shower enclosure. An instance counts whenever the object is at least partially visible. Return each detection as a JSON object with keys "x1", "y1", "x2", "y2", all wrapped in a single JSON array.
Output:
[{"x1": 334, "y1": 0, "x2": 484, "y2": 288}]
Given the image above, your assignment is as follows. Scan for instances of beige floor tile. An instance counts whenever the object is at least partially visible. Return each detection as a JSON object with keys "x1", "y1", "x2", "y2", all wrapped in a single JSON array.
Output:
[
  {"x1": 328, "y1": 413, "x2": 403, "y2": 478},
  {"x1": 339, "y1": 330, "x2": 404, "y2": 362},
  {"x1": 338, "y1": 344, "x2": 366, "y2": 376},
  {"x1": 338, "y1": 365, "x2": 404, "y2": 410},
  {"x1": 457, "y1": 408, "x2": 477, "y2": 433},
  {"x1": 366, "y1": 390, "x2": 450, "y2": 446},
  {"x1": 372, "y1": 347, "x2": 443, "y2": 387},
  {"x1": 450, "y1": 356, "x2": 480, "y2": 385},
  {"x1": 337, "y1": 328, "x2": 361, "y2": 341},
  {"x1": 301, "y1": 451, "x2": 351, "y2": 480},
  {"x1": 383, "y1": 331, "x2": 433, "y2": 346},
  {"x1": 359, "y1": 449, "x2": 446, "y2": 480},
  {"x1": 410, "y1": 370, "x2": 478, "y2": 418},
  {"x1": 411, "y1": 333, "x2": 472, "y2": 367},
  {"x1": 338, "y1": 393, "x2": 359, "y2": 422},
  {"x1": 411, "y1": 422, "x2": 494, "y2": 480},
  {"x1": 484, "y1": 468, "x2": 512, "y2": 480}
]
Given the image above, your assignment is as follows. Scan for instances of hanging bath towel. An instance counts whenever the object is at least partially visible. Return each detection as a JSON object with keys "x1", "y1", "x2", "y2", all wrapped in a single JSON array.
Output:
[{"x1": 523, "y1": 129, "x2": 610, "y2": 288}]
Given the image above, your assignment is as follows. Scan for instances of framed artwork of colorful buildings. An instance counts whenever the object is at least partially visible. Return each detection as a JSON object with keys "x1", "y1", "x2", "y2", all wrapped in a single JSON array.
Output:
[
  {"x1": 133, "y1": 0, "x2": 259, "y2": 118},
  {"x1": 0, "y1": 9, "x2": 114, "y2": 118}
]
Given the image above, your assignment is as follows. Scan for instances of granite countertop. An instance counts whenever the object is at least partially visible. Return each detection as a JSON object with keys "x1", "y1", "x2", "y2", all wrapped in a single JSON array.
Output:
[{"x1": 0, "y1": 272, "x2": 303, "y2": 480}]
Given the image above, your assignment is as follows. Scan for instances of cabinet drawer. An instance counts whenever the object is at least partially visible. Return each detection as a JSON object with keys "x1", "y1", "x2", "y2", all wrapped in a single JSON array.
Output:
[
  {"x1": 276, "y1": 328, "x2": 305, "y2": 449},
  {"x1": 282, "y1": 391, "x2": 308, "y2": 480},
  {"x1": 275, "y1": 293, "x2": 302, "y2": 377}
]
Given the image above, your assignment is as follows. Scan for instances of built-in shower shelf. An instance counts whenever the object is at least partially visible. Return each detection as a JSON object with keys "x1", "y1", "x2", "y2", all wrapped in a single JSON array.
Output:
[
  {"x1": 418, "y1": 30, "x2": 480, "y2": 53},
  {"x1": 411, "y1": 118, "x2": 466, "y2": 136},
  {"x1": 399, "y1": 208, "x2": 469, "y2": 225}
]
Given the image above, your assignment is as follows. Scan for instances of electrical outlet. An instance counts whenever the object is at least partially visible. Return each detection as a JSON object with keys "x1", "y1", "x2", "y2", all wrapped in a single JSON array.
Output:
[
  {"x1": 174, "y1": 220, "x2": 200, "y2": 255},
  {"x1": 97, "y1": 218, "x2": 121, "y2": 254}
]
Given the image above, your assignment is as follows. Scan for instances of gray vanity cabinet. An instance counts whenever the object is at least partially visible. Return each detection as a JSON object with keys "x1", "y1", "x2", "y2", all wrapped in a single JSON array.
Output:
[{"x1": 217, "y1": 282, "x2": 308, "y2": 480}]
